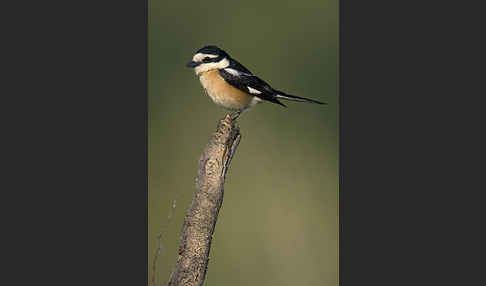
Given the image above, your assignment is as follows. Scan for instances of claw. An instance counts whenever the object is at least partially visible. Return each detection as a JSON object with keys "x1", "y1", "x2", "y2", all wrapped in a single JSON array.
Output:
[{"x1": 230, "y1": 110, "x2": 242, "y2": 120}]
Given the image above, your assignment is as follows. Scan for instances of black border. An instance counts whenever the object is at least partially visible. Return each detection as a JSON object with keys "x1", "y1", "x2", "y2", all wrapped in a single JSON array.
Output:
[
  {"x1": 339, "y1": 1, "x2": 477, "y2": 284},
  {"x1": 6, "y1": 0, "x2": 148, "y2": 284}
]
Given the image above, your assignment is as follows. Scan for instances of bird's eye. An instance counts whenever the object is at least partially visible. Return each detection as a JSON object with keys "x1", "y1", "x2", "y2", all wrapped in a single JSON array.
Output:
[{"x1": 202, "y1": 57, "x2": 211, "y2": 62}]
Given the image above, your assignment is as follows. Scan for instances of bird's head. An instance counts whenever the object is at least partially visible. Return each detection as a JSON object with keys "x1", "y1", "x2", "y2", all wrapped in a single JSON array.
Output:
[{"x1": 186, "y1": 45, "x2": 230, "y2": 75}]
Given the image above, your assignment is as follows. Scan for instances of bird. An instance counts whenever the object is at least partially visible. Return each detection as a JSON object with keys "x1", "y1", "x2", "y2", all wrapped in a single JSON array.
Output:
[{"x1": 186, "y1": 45, "x2": 325, "y2": 119}]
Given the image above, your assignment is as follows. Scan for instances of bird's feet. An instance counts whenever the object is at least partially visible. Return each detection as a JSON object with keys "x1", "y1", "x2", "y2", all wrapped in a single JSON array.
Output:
[{"x1": 229, "y1": 110, "x2": 242, "y2": 121}]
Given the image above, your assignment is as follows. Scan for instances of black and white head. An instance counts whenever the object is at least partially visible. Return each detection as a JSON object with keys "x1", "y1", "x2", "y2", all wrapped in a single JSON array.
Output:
[{"x1": 186, "y1": 45, "x2": 230, "y2": 76}]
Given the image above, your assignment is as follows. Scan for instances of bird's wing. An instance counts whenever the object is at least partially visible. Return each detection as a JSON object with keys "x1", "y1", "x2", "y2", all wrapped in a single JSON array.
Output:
[
  {"x1": 218, "y1": 67, "x2": 287, "y2": 107},
  {"x1": 218, "y1": 68, "x2": 269, "y2": 95},
  {"x1": 219, "y1": 58, "x2": 325, "y2": 106}
]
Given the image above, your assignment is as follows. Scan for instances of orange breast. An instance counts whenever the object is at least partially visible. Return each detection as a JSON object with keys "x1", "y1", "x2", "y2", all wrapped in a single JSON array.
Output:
[{"x1": 199, "y1": 70, "x2": 253, "y2": 110}]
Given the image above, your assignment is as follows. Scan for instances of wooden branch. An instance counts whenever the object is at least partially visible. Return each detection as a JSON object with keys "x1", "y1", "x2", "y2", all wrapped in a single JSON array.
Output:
[{"x1": 167, "y1": 115, "x2": 241, "y2": 286}]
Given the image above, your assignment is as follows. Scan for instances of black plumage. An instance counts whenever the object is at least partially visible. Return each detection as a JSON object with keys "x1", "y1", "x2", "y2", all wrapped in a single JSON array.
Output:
[
  {"x1": 219, "y1": 57, "x2": 325, "y2": 107},
  {"x1": 218, "y1": 66, "x2": 286, "y2": 107}
]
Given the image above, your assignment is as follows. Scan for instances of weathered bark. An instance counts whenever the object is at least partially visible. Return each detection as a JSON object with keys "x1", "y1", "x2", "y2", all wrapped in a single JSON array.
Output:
[{"x1": 167, "y1": 115, "x2": 241, "y2": 286}]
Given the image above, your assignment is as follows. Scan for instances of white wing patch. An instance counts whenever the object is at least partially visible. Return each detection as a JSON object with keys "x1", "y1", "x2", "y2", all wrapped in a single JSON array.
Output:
[
  {"x1": 224, "y1": 68, "x2": 240, "y2": 76},
  {"x1": 225, "y1": 68, "x2": 254, "y2": 77},
  {"x1": 247, "y1": 86, "x2": 262, "y2": 94}
]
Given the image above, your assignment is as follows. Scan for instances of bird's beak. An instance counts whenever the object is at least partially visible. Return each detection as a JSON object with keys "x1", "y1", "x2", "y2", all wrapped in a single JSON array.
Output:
[{"x1": 186, "y1": 61, "x2": 200, "y2": 68}]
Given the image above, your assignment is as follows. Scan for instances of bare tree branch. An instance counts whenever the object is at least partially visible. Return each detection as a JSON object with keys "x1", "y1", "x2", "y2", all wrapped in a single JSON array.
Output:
[
  {"x1": 152, "y1": 200, "x2": 177, "y2": 286},
  {"x1": 166, "y1": 115, "x2": 241, "y2": 286}
]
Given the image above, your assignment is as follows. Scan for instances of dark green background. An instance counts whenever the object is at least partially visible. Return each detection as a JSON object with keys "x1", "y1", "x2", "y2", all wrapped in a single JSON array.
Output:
[{"x1": 149, "y1": 1, "x2": 338, "y2": 285}]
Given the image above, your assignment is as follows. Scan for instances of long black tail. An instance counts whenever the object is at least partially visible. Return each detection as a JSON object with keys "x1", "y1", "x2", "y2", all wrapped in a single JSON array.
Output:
[{"x1": 274, "y1": 90, "x2": 326, "y2": 105}]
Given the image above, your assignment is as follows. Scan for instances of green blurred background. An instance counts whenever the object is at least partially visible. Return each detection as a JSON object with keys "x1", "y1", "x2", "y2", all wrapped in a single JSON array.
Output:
[{"x1": 149, "y1": 0, "x2": 338, "y2": 285}]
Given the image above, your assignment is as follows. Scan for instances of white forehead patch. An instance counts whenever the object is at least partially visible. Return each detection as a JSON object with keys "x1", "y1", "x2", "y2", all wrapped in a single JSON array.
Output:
[
  {"x1": 194, "y1": 57, "x2": 230, "y2": 75},
  {"x1": 247, "y1": 87, "x2": 262, "y2": 94},
  {"x1": 193, "y1": 53, "x2": 219, "y2": 62}
]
